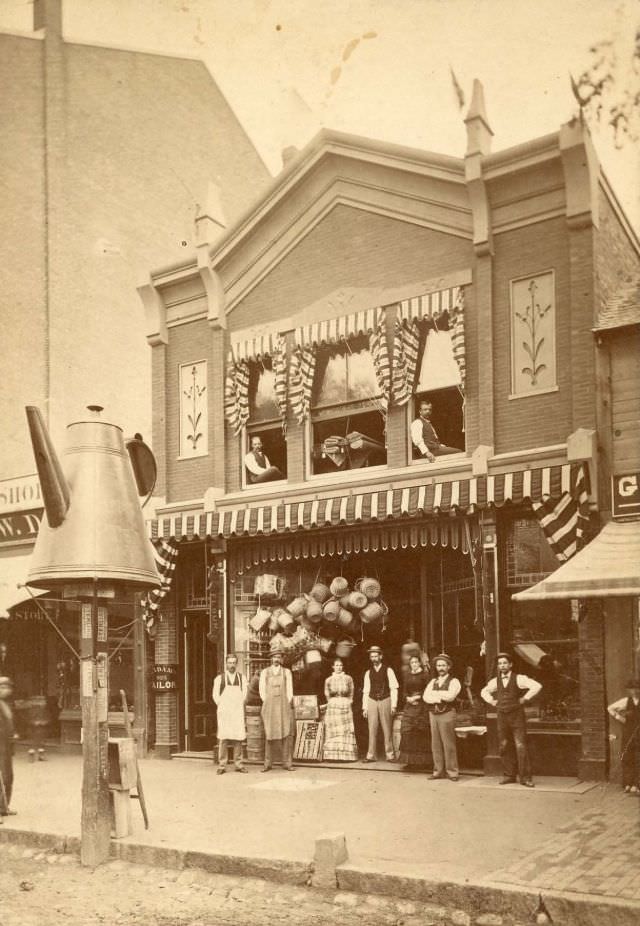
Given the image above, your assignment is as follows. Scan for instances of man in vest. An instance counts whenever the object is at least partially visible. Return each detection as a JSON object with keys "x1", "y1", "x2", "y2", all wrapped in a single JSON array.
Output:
[
  {"x1": 423, "y1": 653, "x2": 461, "y2": 781},
  {"x1": 362, "y1": 646, "x2": 399, "y2": 762},
  {"x1": 244, "y1": 436, "x2": 283, "y2": 484},
  {"x1": 410, "y1": 400, "x2": 462, "y2": 461},
  {"x1": 481, "y1": 652, "x2": 542, "y2": 787},
  {"x1": 259, "y1": 648, "x2": 295, "y2": 771},
  {"x1": 608, "y1": 677, "x2": 640, "y2": 793},
  {"x1": 212, "y1": 654, "x2": 248, "y2": 775}
]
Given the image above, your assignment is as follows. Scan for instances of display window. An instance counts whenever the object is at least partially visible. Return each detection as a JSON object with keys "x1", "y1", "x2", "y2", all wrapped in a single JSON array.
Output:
[{"x1": 310, "y1": 336, "x2": 386, "y2": 475}]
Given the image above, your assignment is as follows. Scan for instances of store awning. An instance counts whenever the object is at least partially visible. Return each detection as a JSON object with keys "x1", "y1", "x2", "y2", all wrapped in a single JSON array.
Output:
[
  {"x1": 512, "y1": 519, "x2": 640, "y2": 601},
  {"x1": 148, "y1": 462, "x2": 583, "y2": 542}
]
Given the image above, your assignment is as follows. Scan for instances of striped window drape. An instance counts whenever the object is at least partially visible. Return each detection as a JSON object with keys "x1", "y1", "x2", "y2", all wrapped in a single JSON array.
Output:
[
  {"x1": 290, "y1": 307, "x2": 388, "y2": 423},
  {"x1": 392, "y1": 285, "x2": 466, "y2": 405},
  {"x1": 224, "y1": 333, "x2": 288, "y2": 433},
  {"x1": 532, "y1": 463, "x2": 590, "y2": 562},
  {"x1": 142, "y1": 540, "x2": 179, "y2": 636}
]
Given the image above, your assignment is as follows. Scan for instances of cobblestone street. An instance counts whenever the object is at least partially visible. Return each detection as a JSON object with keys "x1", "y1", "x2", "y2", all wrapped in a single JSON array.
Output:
[{"x1": 0, "y1": 842, "x2": 534, "y2": 926}]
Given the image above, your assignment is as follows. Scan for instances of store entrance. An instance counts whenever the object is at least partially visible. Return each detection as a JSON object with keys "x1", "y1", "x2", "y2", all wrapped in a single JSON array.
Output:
[{"x1": 184, "y1": 611, "x2": 216, "y2": 751}]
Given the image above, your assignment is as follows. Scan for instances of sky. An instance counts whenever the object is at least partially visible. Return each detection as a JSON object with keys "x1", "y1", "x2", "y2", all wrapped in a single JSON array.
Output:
[{"x1": 1, "y1": 0, "x2": 639, "y2": 228}]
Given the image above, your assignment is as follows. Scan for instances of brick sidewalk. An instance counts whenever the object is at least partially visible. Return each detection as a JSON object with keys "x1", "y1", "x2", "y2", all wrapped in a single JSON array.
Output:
[{"x1": 491, "y1": 785, "x2": 640, "y2": 901}]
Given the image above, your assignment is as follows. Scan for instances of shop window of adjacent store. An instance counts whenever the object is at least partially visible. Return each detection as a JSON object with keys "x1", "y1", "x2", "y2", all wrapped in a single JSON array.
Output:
[
  {"x1": 411, "y1": 328, "x2": 464, "y2": 461},
  {"x1": 506, "y1": 517, "x2": 580, "y2": 724},
  {"x1": 243, "y1": 360, "x2": 287, "y2": 487},
  {"x1": 310, "y1": 335, "x2": 386, "y2": 475}
]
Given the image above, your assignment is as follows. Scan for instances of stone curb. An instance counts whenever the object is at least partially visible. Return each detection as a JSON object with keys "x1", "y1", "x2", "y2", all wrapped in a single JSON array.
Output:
[{"x1": 1, "y1": 827, "x2": 638, "y2": 926}]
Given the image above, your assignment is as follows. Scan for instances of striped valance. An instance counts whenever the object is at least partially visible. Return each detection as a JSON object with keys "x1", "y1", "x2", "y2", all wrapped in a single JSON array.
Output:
[
  {"x1": 398, "y1": 285, "x2": 463, "y2": 324},
  {"x1": 230, "y1": 520, "x2": 478, "y2": 576},
  {"x1": 230, "y1": 330, "x2": 282, "y2": 363},
  {"x1": 148, "y1": 463, "x2": 588, "y2": 543},
  {"x1": 294, "y1": 307, "x2": 381, "y2": 348}
]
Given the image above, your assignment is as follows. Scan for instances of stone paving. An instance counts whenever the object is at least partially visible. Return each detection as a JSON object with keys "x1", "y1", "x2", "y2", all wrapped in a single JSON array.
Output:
[{"x1": 491, "y1": 785, "x2": 640, "y2": 902}]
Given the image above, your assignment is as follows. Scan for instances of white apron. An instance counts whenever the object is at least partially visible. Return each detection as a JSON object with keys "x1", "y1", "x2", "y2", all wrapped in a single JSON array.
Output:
[{"x1": 217, "y1": 674, "x2": 246, "y2": 741}]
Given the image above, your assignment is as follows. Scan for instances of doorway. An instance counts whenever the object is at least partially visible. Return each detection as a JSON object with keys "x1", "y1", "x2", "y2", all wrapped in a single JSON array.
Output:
[{"x1": 183, "y1": 610, "x2": 216, "y2": 751}]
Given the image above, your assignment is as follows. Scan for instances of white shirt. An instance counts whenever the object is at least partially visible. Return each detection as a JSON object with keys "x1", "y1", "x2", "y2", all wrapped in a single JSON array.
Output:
[
  {"x1": 244, "y1": 449, "x2": 271, "y2": 476},
  {"x1": 410, "y1": 417, "x2": 433, "y2": 457},
  {"x1": 608, "y1": 696, "x2": 640, "y2": 720},
  {"x1": 212, "y1": 670, "x2": 247, "y2": 704},
  {"x1": 481, "y1": 673, "x2": 542, "y2": 705},
  {"x1": 259, "y1": 664, "x2": 293, "y2": 702},
  {"x1": 363, "y1": 665, "x2": 399, "y2": 711},
  {"x1": 423, "y1": 674, "x2": 462, "y2": 704}
]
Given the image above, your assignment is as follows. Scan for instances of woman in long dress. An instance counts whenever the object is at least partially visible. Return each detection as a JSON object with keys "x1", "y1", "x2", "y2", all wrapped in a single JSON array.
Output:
[
  {"x1": 323, "y1": 658, "x2": 358, "y2": 761},
  {"x1": 398, "y1": 655, "x2": 430, "y2": 770}
]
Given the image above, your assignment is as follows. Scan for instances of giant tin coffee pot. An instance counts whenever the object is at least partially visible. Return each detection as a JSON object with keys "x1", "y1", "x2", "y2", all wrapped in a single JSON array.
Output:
[{"x1": 25, "y1": 405, "x2": 161, "y2": 590}]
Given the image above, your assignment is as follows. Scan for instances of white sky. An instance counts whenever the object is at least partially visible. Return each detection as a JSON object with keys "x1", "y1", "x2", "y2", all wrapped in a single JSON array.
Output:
[{"x1": 1, "y1": 0, "x2": 638, "y2": 227}]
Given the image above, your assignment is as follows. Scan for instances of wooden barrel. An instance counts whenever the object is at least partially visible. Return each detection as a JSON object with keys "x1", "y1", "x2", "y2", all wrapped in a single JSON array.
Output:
[{"x1": 245, "y1": 705, "x2": 265, "y2": 762}]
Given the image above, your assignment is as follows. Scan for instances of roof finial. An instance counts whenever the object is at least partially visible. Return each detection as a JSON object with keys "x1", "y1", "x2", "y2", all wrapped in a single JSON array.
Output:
[{"x1": 464, "y1": 79, "x2": 493, "y2": 156}]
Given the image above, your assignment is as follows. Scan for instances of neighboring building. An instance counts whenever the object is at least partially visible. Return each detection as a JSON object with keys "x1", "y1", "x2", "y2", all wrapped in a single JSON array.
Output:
[
  {"x1": 142, "y1": 81, "x2": 640, "y2": 776},
  {"x1": 0, "y1": 0, "x2": 270, "y2": 746}
]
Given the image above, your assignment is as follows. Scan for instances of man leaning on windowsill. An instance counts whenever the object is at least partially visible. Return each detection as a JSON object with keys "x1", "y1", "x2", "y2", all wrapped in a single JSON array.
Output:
[{"x1": 411, "y1": 400, "x2": 462, "y2": 461}]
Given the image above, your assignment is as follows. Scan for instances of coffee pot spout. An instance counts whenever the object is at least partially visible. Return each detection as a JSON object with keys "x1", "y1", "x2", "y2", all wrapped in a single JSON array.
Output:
[{"x1": 25, "y1": 406, "x2": 70, "y2": 528}]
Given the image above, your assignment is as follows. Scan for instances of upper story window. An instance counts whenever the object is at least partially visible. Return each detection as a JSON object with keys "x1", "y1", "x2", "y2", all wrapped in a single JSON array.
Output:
[
  {"x1": 244, "y1": 360, "x2": 287, "y2": 486},
  {"x1": 310, "y1": 335, "x2": 387, "y2": 475}
]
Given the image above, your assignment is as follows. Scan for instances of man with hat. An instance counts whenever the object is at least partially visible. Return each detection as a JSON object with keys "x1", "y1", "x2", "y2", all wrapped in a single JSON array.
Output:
[
  {"x1": 362, "y1": 646, "x2": 399, "y2": 762},
  {"x1": 259, "y1": 648, "x2": 295, "y2": 771},
  {"x1": 481, "y1": 652, "x2": 542, "y2": 787},
  {"x1": 423, "y1": 653, "x2": 461, "y2": 781},
  {"x1": 608, "y1": 677, "x2": 640, "y2": 793}
]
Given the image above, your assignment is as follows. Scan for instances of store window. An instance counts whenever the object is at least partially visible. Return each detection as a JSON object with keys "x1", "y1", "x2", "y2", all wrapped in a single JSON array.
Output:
[
  {"x1": 310, "y1": 336, "x2": 386, "y2": 475},
  {"x1": 244, "y1": 360, "x2": 287, "y2": 486},
  {"x1": 411, "y1": 328, "x2": 464, "y2": 460},
  {"x1": 506, "y1": 517, "x2": 580, "y2": 723}
]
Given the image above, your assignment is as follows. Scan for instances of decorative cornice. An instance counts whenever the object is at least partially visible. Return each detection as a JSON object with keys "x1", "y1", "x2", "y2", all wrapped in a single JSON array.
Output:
[
  {"x1": 138, "y1": 279, "x2": 167, "y2": 346},
  {"x1": 559, "y1": 119, "x2": 600, "y2": 230}
]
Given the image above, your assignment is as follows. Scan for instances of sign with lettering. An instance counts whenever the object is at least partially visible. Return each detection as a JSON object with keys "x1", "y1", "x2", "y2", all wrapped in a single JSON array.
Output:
[
  {"x1": 612, "y1": 472, "x2": 640, "y2": 521},
  {"x1": 0, "y1": 474, "x2": 42, "y2": 513},
  {"x1": 0, "y1": 508, "x2": 43, "y2": 546},
  {"x1": 152, "y1": 664, "x2": 178, "y2": 691}
]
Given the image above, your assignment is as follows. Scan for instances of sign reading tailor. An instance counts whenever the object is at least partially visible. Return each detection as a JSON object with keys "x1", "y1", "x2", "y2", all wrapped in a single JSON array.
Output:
[
  {"x1": 152, "y1": 664, "x2": 178, "y2": 691},
  {"x1": 612, "y1": 472, "x2": 640, "y2": 521},
  {"x1": 0, "y1": 508, "x2": 43, "y2": 545}
]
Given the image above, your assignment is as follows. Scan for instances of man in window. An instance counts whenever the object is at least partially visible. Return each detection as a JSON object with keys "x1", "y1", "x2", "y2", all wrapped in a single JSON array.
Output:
[
  {"x1": 411, "y1": 400, "x2": 462, "y2": 460},
  {"x1": 244, "y1": 435, "x2": 283, "y2": 484}
]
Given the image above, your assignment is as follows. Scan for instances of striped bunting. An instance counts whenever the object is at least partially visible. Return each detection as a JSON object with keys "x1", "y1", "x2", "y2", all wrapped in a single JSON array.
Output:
[
  {"x1": 369, "y1": 309, "x2": 391, "y2": 410},
  {"x1": 532, "y1": 463, "x2": 590, "y2": 562},
  {"x1": 450, "y1": 288, "x2": 466, "y2": 389},
  {"x1": 294, "y1": 307, "x2": 379, "y2": 348},
  {"x1": 398, "y1": 285, "x2": 462, "y2": 324},
  {"x1": 224, "y1": 334, "x2": 288, "y2": 432},
  {"x1": 141, "y1": 540, "x2": 179, "y2": 636},
  {"x1": 230, "y1": 330, "x2": 279, "y2": 363},
  {"x1": 223, "y1": 354, "x2": 251, "y2": 435},
  {"x1": 289, "y1": 344, "x2": 317, "y2": 424},
  {"x1": 391, "y1": 319, "x2": 421, "y2": 405},
  {"x1": 148, "y1": 464, "x2": 589, "y2": 544}
]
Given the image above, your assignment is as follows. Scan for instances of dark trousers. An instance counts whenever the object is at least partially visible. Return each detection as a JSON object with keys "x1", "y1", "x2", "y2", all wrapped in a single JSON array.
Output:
[
  {"x1": 497, "y1": 709, "x2": 531, "y2": 781},
  {"x1": 0, "y1": 753, "x2": 12, "y2": 813},
  {"x1": 621, "y1": 726, "x2": 639, "y2": 788}
]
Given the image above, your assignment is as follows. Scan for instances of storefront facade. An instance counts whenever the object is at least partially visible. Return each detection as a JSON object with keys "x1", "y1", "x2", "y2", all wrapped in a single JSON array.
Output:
[{"x1": 141, "y1": 90, "x2": 640, "y2": 777}]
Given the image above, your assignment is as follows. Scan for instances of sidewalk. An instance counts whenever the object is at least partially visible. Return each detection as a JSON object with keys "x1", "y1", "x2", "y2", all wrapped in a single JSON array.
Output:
[{"x1": 1, "y1": 752, "x2": 638, "y2": 923}]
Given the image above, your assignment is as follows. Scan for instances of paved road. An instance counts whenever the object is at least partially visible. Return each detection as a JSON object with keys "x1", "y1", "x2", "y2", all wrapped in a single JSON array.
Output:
[{"x1": 0, "y1": 842, "x2": 523, "y2": 926}]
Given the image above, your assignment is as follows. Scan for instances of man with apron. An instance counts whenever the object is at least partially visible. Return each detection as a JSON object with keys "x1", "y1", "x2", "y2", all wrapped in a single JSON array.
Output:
[
  {"x1": 259, "y1": 648, "x2": 294, "y2": 771},
  {"x1": 212, "y1": 654, "x2": 248, "y2": 774}
]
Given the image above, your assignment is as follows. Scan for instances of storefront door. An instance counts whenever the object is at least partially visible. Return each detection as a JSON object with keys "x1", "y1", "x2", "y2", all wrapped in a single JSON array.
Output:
[{"x1": 184, "y1": 611, "x2": 216, "y2": 751}]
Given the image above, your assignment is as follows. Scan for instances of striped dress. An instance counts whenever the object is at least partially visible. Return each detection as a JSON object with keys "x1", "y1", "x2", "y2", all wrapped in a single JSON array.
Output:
[{"x1": 323, "y1": 673, "x2": 358, "y2": 761}]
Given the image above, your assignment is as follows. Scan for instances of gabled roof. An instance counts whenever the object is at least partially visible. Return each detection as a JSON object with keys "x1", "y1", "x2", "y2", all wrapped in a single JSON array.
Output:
[{"x1": 595, "y1": 275, "x2": 640, "y2": 331}]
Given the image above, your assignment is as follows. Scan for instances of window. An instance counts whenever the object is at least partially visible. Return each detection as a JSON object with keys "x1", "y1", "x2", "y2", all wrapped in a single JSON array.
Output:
[
  {"x1": 244, "y1": 360, "x2": 287, "y2": 486},
  {"x1": 310, "y1": 336, "x2": 386, "y2": 475},
  {"x1": 411, "y1": 326, "x2": 465, "y2": 460}
]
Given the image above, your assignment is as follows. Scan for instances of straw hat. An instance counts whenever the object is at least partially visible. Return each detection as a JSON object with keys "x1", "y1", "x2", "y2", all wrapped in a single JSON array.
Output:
[
  {"x1": 433, "y1": 652, "x2": 453, "y2": 668},
  {"x1": 367, "y1": 645, "x2": 383, "y2": 656}
]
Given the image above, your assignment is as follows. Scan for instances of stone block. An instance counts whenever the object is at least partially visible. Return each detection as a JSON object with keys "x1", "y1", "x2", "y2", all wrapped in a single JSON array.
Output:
[{"x1": 312, "y1": 832, "x2": 348, "y2": 889}]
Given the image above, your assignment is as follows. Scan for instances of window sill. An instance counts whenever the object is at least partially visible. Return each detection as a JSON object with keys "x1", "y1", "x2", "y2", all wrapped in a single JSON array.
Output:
[{"x1": 508, "y1": 386, "x2": 559, "y2": 401}]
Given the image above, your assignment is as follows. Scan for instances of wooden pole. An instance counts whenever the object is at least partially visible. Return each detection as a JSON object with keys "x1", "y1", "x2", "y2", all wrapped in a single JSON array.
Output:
[
  {"x1": 80, "y1": 583, "x2": 111, "y2": 867},
  {"x1": 132, "y1": 595, "x2": 148, "y2": 756}
]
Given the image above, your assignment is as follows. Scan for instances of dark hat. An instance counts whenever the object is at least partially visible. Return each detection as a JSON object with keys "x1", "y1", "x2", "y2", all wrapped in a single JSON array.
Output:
[
  {"x1": 367, "y1": 645, "x2": 383, "y2": 655},
  {"x1": 433, "y1": 652, "x2": 453, "y2": 668},
  {"x1": 626, "y1": 678, "x2": 640, "y2": 689}
]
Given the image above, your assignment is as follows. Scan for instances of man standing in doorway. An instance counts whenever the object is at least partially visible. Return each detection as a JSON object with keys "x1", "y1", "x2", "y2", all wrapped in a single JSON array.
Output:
[
  {"x1": 212, "y1": 654, "x2": 248, "y2": 775},
  {"x1": 481, "y1": 652, "x2": 542, "y2": 788},
  {"x1": 423, "y1": 653, "x2": 461, "y2": 781},
  {"x1": 363, "y1": 646, "x2": 399, "y2": 762},
  {"x1": 410, "y1": 400, "x2": 461, "y2": 460},
  {"x1": 259, "y1": 648, "x2": 294, "y2": 772}
]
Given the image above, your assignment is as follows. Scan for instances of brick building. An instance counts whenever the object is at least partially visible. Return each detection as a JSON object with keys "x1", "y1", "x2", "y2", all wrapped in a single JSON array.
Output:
[
  {"x1": 0, "y1": 0, "x2": 269, "y2": 746},
  {"x1": 143, "y1": 82, "x2": 640, "y2": 778}
]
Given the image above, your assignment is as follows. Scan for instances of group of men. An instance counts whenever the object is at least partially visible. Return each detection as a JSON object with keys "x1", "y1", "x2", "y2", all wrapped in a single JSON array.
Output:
[{"x1": 212, "y1": 645, "x2": 544, "y2": 786}]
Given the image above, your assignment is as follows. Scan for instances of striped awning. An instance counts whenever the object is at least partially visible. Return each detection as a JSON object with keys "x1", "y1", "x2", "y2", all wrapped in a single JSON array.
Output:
[
  {"x1": 398, "y1": 285, "x2": 462, "y2": 325},
  {"x1": 294, "y1": 307, "x2": 381, "y2": 348},
  {"x1": 148, "y1": 462, "x2": 584, "y2": 542},
  {"x1": 230, "y1": 330, "x2": 282, "y2": 363}
]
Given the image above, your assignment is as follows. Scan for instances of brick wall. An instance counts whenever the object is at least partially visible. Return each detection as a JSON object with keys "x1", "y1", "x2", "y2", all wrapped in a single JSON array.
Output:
[
  {"x1": 595, "y1": 190, "x2": 640, "y2": 309},
  {"x1": 152, "y1": 601, "x2": 179, "y2": 755},
  {"x1": 492, "y1": 218, "x2": 573, "y2": 452}
]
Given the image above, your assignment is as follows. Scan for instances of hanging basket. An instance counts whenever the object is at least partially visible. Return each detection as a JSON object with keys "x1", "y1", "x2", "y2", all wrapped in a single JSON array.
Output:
[
  {"x1": 276, "y1": 609, "x2": 296, "y2": 635},
  {"x1": 346, "y1": 590, "x2": 368, "y2": 611},
  {"x1": 309, "y1": 583, "x2": 331, "y2": 604},
  {"x1": 329, "y1": 576, "x2": 350, "y2": 598},
  {"x1": 356, "y1": 576, "x2": 381, "y2": 600},
  {"x1": 361, "y1": 600, "x2": 389, "y2": 625},
  {"x1": 286, "y1": 596, "x2": 308, "y2": 619},
  {"x1": 306, "y1": 599, "x2": 324, "y2": 623},
  {"x1": 249, "y1": 607, "x2": 271, "y2": 632},
  {"x1": 335, "y1": 638, "x2": 356, "y2": 659},
  {"x1": 337, "y1": 607, "x2": 354, "y2": 628},
  {"x1": 322, "y1": 598, "x2": 341, "y2": 622}
]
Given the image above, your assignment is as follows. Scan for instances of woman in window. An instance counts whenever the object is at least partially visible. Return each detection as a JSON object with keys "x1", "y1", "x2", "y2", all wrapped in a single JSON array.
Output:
[
  {"x1": 398, "y1": 654, "x2": 430, "y2": 771},
  {"x1": 323, "y1": 658, "x2": 358, "y2": 761}
]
